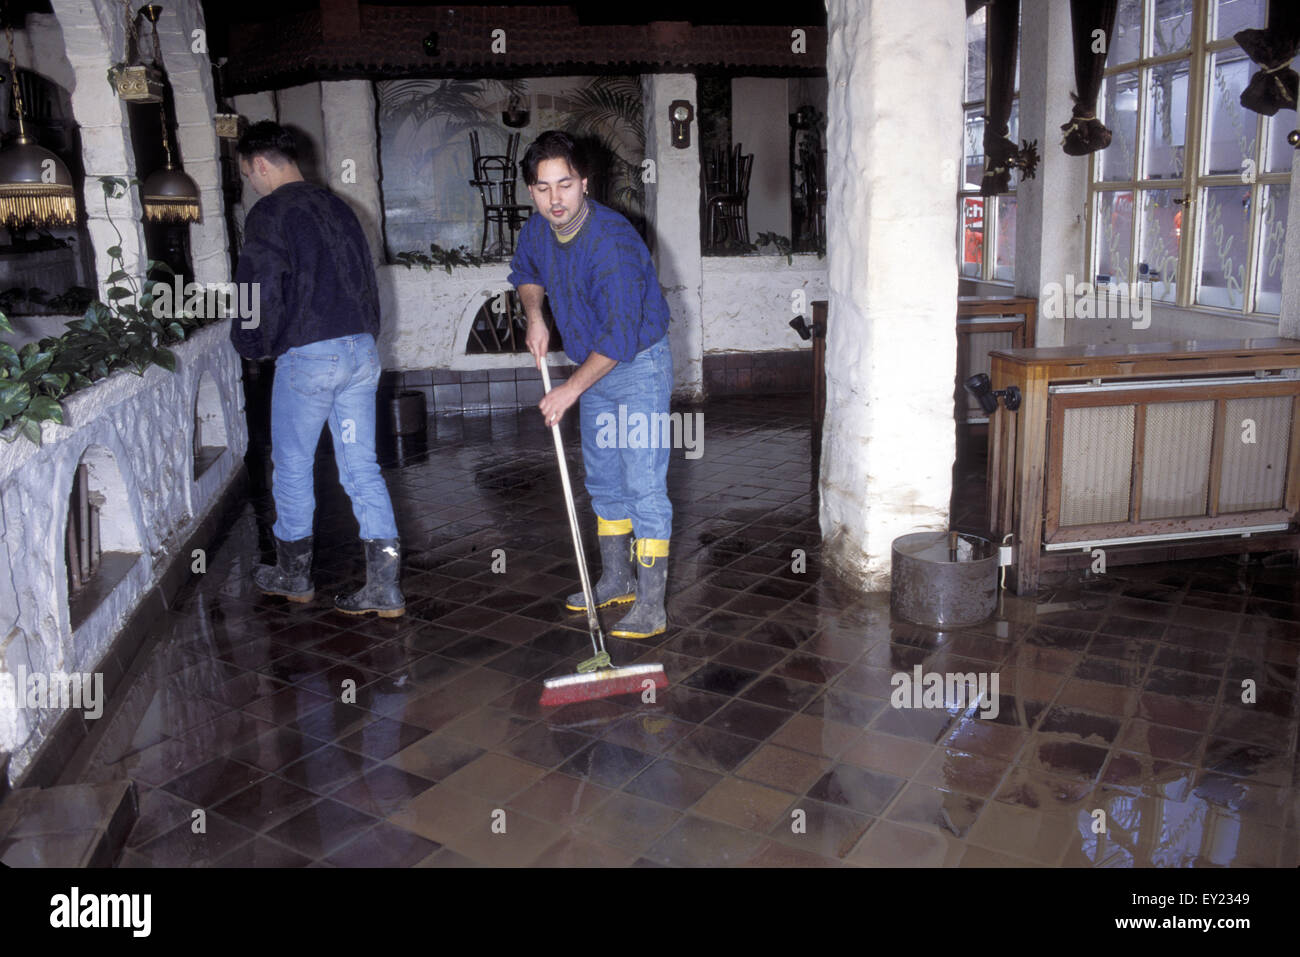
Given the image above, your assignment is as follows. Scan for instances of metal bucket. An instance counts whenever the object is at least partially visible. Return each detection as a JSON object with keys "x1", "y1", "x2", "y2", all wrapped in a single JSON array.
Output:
[
  {"x1": 891, "y1": 531, "x2": 998, "y2": 628},
  {"x1": 390, "y1": 391, "x2": 427, "y2": 436}
]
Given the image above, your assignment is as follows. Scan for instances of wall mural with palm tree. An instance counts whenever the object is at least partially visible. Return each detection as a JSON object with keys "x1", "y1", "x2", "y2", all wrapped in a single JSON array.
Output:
[{"x1": 376, "y1": 75, "x2": 646, "y2": 261}]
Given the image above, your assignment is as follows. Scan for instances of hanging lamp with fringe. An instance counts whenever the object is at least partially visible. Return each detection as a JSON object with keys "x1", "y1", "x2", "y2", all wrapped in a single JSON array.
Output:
[
  {"x1": 139, "y1": 6, "x2": 199, "y2": 224},
  {"x1": 142, "y1": 104, "x2": 200, "y2": 223},
  {"x1": 0, "y1": 22, "x2": 77, "y2": 228}
]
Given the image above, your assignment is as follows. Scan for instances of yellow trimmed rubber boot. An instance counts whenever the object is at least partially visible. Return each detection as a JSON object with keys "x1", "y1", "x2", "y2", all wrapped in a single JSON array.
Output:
[
  {"x1": 609, "y1": 538, "x2": 669, "y2": 639},
  {"x1": 566, "y1": 517, "x2": 637, "y2": 611}
]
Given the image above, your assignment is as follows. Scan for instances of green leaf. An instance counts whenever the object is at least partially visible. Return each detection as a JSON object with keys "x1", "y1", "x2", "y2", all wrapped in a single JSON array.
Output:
[
  {"x1": 18, "y1": 414, "x2": 42, "y2": 445},
  {"x1": 107, "y1": 286, "x2": 133, "y2": 301},
  {"x1": 106, "y1": 245, "x2": 122, "y2": 259},
  {"x1": 0, "y1": 341, "x2": 18, "y2": 371},
  {"x1": 146, "y1": 260, "x2": 175, "y2": 277},
  {"x1": 26, "y1": 395, "x2": 63, "y2": 424},
  {"x1": 0, "y1": 310, "x2": 12, "y2": 335},
  {"x1": 152, "y1": 347, "x2": 176, "y2": 373},
  {"x1": 71, "y1": 372, "x2": 93, "y2": 391},
  {"x1": 0, "y1": 381, "x2": 31, "y2": 418},
  {"x1": 167, "y1": 322, "x2": 185, "y2": 340},
  {"x1": 107, "y1": 269, "x2": 129, "y2": 283}
]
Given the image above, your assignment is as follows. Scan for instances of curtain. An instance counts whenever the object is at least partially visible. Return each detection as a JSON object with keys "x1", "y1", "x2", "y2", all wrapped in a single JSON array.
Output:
[
  {"x1": 1235, "y1": 0, "x2": 1300, "y2": 116},
  {"x1": 1061, "y1": 0, "x2": 1118, "y2": 156},
  {"x1": 980, "y1": 0, "x2": 1039, "y2": 195}
]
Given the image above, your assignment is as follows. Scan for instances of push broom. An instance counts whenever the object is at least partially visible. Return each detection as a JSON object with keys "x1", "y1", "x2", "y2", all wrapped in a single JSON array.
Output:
[{"x1": 537, "y1": 361, "x2": 668, "y2": 707}]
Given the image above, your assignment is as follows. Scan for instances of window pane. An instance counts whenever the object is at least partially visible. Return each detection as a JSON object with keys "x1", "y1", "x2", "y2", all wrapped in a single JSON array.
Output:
[
  {"x1": 1196, "y1": 185, "x2": 1250, "y2": 310},
  {"x1": 1152, "y1": 0, "x2": 1194, "y2": 56},
  {"x1": 1255, "y1": 184, "x2": 1288, "y2": 316},
  {"x1": 1143, "y1": 58, "x2": 1190, "y2": 180},
  {"x1": 1101, "y1": 71, "x2": 1140, "y2": 181},
  {"x1": 1138, "y1": 189, "x2": 1182, "y2": 302},
  {"x1": 1204, "y1": 48, "x2": 1257, "y2": 176},
  {"x1": 964, "y1": 108, "x2": 985, "y2": 190},
  {"x1": 1113, "y1": 0, "x2": 1144, "y2": 65},
  {"x1": 966, "y1": 8, "x2": 986, "y2": 104},
  {"x1": 1211, "y1": 0, "x2": 1266, "y2": 41},
  {"x1": 995, "y1": 194, "x2": 1016, "y2": 281},
  {"x1": 961, "y1": 196, "x2": 985, "y2": 277},
  {"x1": 1097, "y1": 190, "x2": 1135, "y2": 284},
  {"x1": 1265, "y1": 56, "x2": 1300, "y2": 173}
]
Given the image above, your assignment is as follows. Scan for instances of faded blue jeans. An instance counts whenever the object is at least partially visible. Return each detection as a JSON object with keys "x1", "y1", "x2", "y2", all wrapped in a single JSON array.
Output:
[
  {"x1": 270, "y1": 333, "x2": 398, "y2": 542},
  {"x1": 578, "y1": 335, "x2": 673, "y2": 540}
]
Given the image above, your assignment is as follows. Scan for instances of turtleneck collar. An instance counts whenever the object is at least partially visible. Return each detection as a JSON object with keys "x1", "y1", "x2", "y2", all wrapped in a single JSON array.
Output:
[{"x1": 552, "y1": 197, "x2": 591, "y2": 243}]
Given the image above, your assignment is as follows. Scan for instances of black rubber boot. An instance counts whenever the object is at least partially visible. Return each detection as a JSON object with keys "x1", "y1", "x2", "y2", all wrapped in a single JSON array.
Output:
[
  {"x1": 610, "y1": 540, "x2": 668, "y2": 639},
  {"x1": 334, "y1": 538, "x2": 405, "y2": 618},
  {"x1": 566, "y1": 532, "x2": 636, "y2": 611},
  {"x1": 253, "y1": 536, "x2": 314, "y2": 602}
]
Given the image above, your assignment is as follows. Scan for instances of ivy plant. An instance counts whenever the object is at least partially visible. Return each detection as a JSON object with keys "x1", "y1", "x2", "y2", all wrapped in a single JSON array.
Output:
[{"x1": 0, "y1": 176, "x2": 214, "y2": 446}]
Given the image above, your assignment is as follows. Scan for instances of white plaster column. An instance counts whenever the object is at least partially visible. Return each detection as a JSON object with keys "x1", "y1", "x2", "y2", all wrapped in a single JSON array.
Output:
[
  {"x1": 820, "y1": 0, "x2": 965, "y2": 590},
  {"x1": 50, "y1": 0, "x2": 147, "y2": 303},
  {"x1": 321, "y1": 80, "x2": 385, "y2": 265},
  {"x1": 1016, "y1": 0, "x2": 1087, "y2": 346},
  {"x1": 641, "y1": 73, "x2": 704, "y2": 400},
  {"x1": 230, "y1": 90, "x2": 276, "y2": 234},
  {"x1": 155, "y1": 1, "x2": 231, "y2": 286},
  {"x1": 1277, "y1": 157, "x2": 1300, "y2": 337}
]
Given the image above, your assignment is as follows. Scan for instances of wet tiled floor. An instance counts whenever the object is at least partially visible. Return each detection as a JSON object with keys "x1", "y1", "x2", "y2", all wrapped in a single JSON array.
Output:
[{"x1": 54, "y1": 396, "x2": 1300, "y2": 866}]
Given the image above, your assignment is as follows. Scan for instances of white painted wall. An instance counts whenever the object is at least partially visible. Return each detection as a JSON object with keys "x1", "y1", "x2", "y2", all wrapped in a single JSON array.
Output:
[
  {"x1": 0, "y1": 322, "x2": 247, "y2": 781},
  {"x1": 701, "y1": 255, "x2": 826, "y2": 353}
]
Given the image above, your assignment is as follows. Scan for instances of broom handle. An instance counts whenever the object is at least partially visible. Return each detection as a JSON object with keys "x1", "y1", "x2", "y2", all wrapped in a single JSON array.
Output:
[{"x1": 540, "y1": 362, "x2": 605, "y2": 658}]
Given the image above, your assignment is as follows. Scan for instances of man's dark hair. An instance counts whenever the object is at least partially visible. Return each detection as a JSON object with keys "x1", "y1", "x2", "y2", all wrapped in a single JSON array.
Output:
[
  {"x1": 520, "y1": 130, "x2": 585, "y2": 185},
  {"x1": 236, "y1": 121, "x2": 299, "y2": 164}
]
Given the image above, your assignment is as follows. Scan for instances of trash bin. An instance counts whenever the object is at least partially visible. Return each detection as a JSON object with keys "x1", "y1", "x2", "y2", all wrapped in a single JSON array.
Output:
[
  {"x1": 390, "y1": 391, "x2": 427, "y2": 436},
  {"x1": 891, "y1": 531, "x2": 999, "y2": 628}
]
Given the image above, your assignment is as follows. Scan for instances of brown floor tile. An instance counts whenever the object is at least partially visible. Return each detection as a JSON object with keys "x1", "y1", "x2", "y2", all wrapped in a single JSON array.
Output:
[
  {"x1": 643, "y1": 814, "x2": 765, "y2": 866},
  {"x1": 574, "y1": 792, "x2": 682, "y2": 855},
  {"x1": 530, "y1": 834, "x2": 637, "y2": 867},
  {"x1": 694, "y1": 776, "x2": 797, "y2": 832},
  {"x1": 508, "y1": 772, "x2": 616, "y2": 825},
  {"x1": 841, "y1": 732, "x2": 934, "y2": 778},
  {"x1": 389, "y1": 782, "x2": 502, "y2": 845},
  {"x1": 995, "y1": 766, "x2": 1098, "y2": 811},
  {"x1": 622, "y1": 759, "x2": 720, "y2": 810},
  {"x1": 440, "y1": 752, "x2": 548, "y2": 802},
  {"x1": 768, "y1": 713, "x2": 861, "y2": 759},
  {"x1": 915, "y1": 748, "x2": 1011, "y2": 799},
  {"x1": 742, "y1": 840, "x2": 841, "y2": 867},
  {"x1": 885, "y1": 783, "x2": 984, "y2": 838},
  {"x1": 965, "y1": 802, "x2": 1077, "y2": 865},
  {"x1": 330, "y1": 764, "x2": 437, "y2": 816},
  {"x1": 388, "y1": 734, "x2": 485, "y2": 782},
  {"x1": 213, "y1": 776, "x2": 320, "y2": 832},
  {"x1": 844, "y1": 819, "x2": 966, "y2": 866},
  {"x1": 734, "y1": 743, "x2": 832, "y2": 794},
  {"x1": 325, "y1": 821, "x2": 442, "y2": 867},
  {"x1": 266, "y1": 798, "x2": 377, "y2": 858},
  {"x1": 766, "y1": 798, "x2": 874, "y2": 859}
]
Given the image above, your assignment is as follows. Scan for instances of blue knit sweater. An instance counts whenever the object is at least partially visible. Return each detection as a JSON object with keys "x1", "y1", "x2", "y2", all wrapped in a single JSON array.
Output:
[
  {"x1": 230, "y1": 181, "x2": 381, "y2": 359},
  {"x1": 507, "y1": 199, "x2": 669, "y2": 364}
]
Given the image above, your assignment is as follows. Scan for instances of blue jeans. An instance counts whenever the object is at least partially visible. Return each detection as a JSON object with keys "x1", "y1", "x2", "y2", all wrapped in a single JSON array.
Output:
[
  {"x1": 578, "y1": 336, "x2": 673, "y2": 540},
  {"x1": 270, "y1": 333, "x2": 398, "y2": 541}
]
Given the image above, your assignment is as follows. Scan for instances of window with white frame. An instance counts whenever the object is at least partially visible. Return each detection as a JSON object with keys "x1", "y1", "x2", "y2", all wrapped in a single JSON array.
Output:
[
  {"x1": 960, "y1": 6, "x2": 1019, "y2": 283},
  {"x1": 1091, "y1": 0, "x2": 1296, "y2": 316}
]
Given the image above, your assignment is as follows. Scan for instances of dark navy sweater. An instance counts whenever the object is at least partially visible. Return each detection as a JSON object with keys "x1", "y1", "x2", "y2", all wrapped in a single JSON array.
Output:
[
  {"x1": 230, "y1": 181, "x2": 381, "y2": 359},
  {"x1": 507, "y1": 199, "x2": 669, "y2": 364}
]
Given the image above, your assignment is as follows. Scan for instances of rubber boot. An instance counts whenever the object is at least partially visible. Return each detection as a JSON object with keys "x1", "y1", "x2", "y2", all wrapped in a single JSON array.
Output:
[
  {"x1": 566, "y1": 518, "x2": 636, "y2": 611},
  {"x1": 334, "y1": 538, "x2": 405, "y2": 618},
  {"x1": 253, "y1": 536, "x2": 314, "y2": 602},
  {"x1": 609, "y1": 538, "x2": 669, "y2": 639}
]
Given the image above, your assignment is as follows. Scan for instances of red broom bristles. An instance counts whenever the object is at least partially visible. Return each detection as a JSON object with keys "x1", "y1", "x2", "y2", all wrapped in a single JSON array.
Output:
[{"x1": 540, "y1": 665, "x2": 669, "y2": 707}]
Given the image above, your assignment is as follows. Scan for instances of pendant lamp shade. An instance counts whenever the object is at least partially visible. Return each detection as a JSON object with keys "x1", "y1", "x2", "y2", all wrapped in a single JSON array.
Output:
[
  {"x1": 0, "y1": 133, "x2": 77, "y2": 228},
  {"x1": 141, "y1": 162, "x2": 200, "y2": 223}
]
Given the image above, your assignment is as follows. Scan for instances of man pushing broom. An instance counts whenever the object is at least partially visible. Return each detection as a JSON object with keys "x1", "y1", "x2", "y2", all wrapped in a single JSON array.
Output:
[{"x1": 508, "y1": 130, "x2": 674, "y2": 639}]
